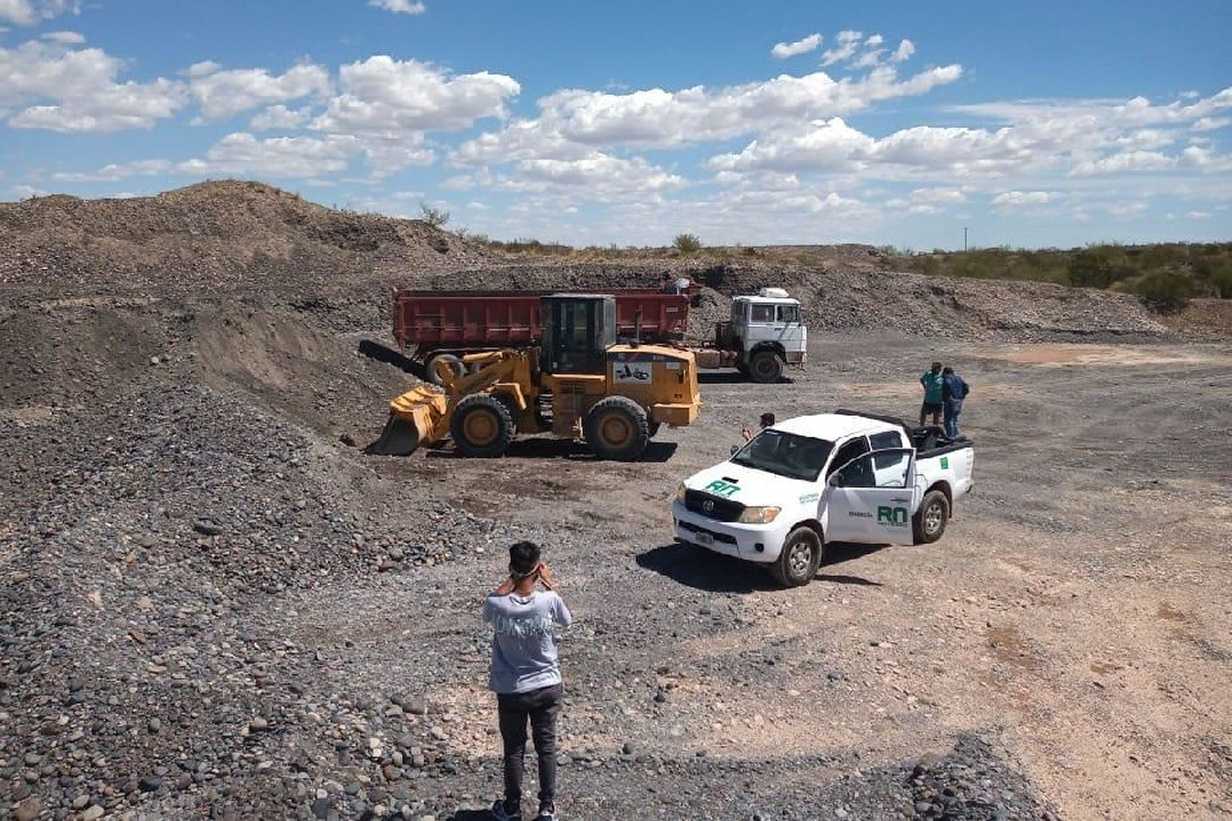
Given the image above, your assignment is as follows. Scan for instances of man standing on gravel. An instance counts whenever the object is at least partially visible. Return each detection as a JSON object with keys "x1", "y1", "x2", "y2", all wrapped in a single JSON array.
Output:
[
  {"x1": 941, "y1": 366, "x2": 970, "y2": 439},
  {"x1": 485, "y1": 541, "x2": 572, "y2": 821},
  {"x1": 919, "y1": 362, "x2": 944, "y2": 427}
]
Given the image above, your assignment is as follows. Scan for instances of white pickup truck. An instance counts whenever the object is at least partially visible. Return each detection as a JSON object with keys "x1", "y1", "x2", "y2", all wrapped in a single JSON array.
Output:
[{"x1": 671, "y1": 410, "x2": 974, "y2": 587}]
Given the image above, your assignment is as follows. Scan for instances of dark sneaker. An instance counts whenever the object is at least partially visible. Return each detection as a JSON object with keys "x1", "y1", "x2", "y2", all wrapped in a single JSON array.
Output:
[
  {"x1": 490, "y1": 798, "x2": 522, "y2": 821},
  {"x1": 534, "y1": 804, "x2": 558, "y2": 821}
]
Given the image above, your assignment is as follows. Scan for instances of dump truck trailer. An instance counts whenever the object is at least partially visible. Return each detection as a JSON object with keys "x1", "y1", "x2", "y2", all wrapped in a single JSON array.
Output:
[{"x1": 391, "y1": 286, "x2": 807, "y2": 384}]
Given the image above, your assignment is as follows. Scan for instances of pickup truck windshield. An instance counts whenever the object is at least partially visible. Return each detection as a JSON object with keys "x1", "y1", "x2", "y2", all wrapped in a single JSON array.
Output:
[{"x1": 732, "y1": 430, "x2": 834, "y2": 482}]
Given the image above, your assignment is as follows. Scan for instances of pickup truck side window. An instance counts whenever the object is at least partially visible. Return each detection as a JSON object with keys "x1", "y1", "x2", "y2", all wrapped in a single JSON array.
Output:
[
  {"x1": 869, "y1": 430, "x2": 905, "y2": 469},
  {"x1": 776, "y1": 305, "x2": 800, "y2": 323},
  {"x1": 838, "y1": 451, "x2": 911, "y2": 488},
  {"x1": 750, "y1": 304, "x2": 775, "y2": 324},
  {"x1": 827, "y1": 437, "x2": 870, "y2": 481}
]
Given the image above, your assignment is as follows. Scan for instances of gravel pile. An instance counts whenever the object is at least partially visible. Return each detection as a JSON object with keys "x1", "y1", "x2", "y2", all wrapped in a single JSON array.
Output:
[{"x1": 0, "y1": 181, "x2": 490, "y2": 291}]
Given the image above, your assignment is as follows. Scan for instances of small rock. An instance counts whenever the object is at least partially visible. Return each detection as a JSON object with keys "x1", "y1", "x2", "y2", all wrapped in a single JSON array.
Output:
[
  {"x1": 193, "y1": 519, "x2": 223, "y2": 536},
  {"x1": 14, "y1": 798, "x2": 42, "y2": 821},
  {"x1": 249, "y1": 717, "x2": 270, "y2": 732},
  {"x1": 139, "y1": 775, "x2": 162, "y2": 792},
  {"x1": 622, "y1": 741, "x2": 635, "y2": 755},
  {"x1": 82, "y1": 807, "x2": 105, "y2": 821}
]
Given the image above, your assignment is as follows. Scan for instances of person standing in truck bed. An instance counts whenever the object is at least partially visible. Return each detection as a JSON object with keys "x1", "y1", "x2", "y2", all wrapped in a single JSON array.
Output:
[
  {"x1": 942, "y1": 366, "x2": 970, "y2": 440},
  {"x1": 920, "y1": 361, "x2": 944, "y2": 427}
]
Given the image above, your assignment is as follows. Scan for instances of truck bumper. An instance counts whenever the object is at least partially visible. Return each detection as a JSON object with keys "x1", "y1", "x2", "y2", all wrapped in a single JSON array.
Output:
[
  {"x1": 785, "y1": 350, "x2": 806, "y2": 365},
  {"x1": 671, "y1": 501, "x2": 790, "y2": 563},
  {"x1": 652, "y1": 402, "x2": 700, "y2": 428}
]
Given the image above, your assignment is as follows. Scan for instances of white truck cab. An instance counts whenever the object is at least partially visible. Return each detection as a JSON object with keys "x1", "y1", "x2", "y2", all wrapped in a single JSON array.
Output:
[
  {"x1": 671, "y1": 410, "x2": 974, "y2": 587},
  {"x1": 706, "y1": 288, "x2": 807, "y2": 383}
]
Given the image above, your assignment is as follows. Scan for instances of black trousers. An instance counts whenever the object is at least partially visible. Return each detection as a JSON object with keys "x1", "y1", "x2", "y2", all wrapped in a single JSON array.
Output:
[{"x1": 497, "y1": 683, "x2": 562, "y2": 808}]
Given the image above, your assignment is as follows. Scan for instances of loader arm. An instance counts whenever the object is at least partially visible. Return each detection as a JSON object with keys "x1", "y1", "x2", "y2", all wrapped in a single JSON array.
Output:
[{"x1": 366, "y1": 349, "x2": 534, "y2": 456}]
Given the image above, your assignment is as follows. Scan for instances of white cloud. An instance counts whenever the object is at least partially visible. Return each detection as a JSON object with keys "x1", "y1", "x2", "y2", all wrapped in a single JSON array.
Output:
[
  {"x1": 369, "y1": 0, "x2": 426, "y2": 13},
  {"x1": 0, "y1": 0, "x2": 77, "y2": 26},
  {"x1": 249, "y1": 104, "x2": 309, "y2": 131},
  {"x1": 892, "y1": 39, "x2": 915, "y2": 62},
  {"x1": 52, "y1": 159, "x2": 172, "y2": 182},
  {"x1": 886, "y1": 186, "x2": 967, "y2": 214},
  {"x1": 991, "y1": 190, "x2": 1056, "y2": 208},
  {"x1": 514, "y1": 152, "x2": 685, "y2": 195},
  {"x1": 0, "y1": 41, "x2": 186, "y2": 132},
  {"x1": 177, "y1": 132, "x2": 360, "y2": 178},
  {"x1": 821, "y1": 30, "x2": 862, "y2": 66},
  {"x1": 40, "y1": 29, "x2": 82, "y2": 43},
  {"x1": 1187, "y1": 210, "x2": 1211, "y2": 220},
  {"x1": 1070, "y1": 150, "x2": 1177, "y2": 176},
  {"x1": 9, "y1": 183, "x2": 46, "y2": 198},
  {"x1": 190, "y1": 63, "x2": 331, "y2": 119},
  {"x1": 185, "y1": 60, "x2": 221, "y2": 78},
  {"x1": 771, "y1": 33, "x2": 821, "y2": 59},
  {"x1": 1193, "y1": 116, "x2": 1230, "y2": 132},
  {"x1": 865, "y1": 34, "x2": 884, "y2": 47},
  {"x1": 455, "y1": 64, "x2": 963, "y2": 162},
  {"x1": 1107, "y1": 201, "x2": 1147, "y2": 218},
  {"x1": 312, "y1": 56, "x2": 520, "y2": 135}
]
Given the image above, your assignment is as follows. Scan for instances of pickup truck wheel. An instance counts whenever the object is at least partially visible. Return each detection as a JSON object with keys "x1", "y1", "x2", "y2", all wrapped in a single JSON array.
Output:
[
  {"x1": 748, "y1": 350, "x2": 785, "y2": 383},
  {"x1": 450, "y1": 394, "x2": 515, "y2": 458},
  {"x1": 425, "y1": 353, "x2": 464, "y2": 386},
  {"x1": 585, "y1": 396, "x2": 650, "y2": 461},
  {"x1": 769, "y1": 526, "x2": 822, "y2": 588},
  {"x1": 913, "y1": 489, "x2": 950, "y2": 544}
]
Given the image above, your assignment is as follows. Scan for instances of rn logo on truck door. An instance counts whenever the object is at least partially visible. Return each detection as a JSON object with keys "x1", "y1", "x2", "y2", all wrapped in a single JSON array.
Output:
[{"x1": 877, "y1": 506, "x2": 909, "y2": 526}]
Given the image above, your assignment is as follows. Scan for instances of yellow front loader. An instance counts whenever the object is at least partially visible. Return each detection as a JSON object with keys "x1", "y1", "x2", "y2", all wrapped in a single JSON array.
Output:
[{"x1": 367, "y1": 294, "x2": 701, "y2": 461}]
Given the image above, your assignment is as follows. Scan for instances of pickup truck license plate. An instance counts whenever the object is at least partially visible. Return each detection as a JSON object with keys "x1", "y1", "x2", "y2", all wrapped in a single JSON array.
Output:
[{"x1": 694, "y1": 531, "x2": 714, "y2": 546}]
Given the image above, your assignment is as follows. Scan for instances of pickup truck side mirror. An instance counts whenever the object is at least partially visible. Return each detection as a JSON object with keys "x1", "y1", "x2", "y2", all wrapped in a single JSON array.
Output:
[{"x1": 830, "y1": 472, "x2": 846, "y2": 488}]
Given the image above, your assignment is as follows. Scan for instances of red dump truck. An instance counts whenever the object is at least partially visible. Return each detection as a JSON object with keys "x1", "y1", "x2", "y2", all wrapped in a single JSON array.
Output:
[
  {"x1": 392, "y1": 289, "x2": 689, "y2": 383},
  {"x1": 391, "y1": 286, "x2": 807, "y2": 384}
]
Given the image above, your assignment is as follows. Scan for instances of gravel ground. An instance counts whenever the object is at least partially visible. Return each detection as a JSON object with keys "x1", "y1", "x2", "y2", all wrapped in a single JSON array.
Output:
[
  {"x1": 3, "y1": 278, "x2": 1230, "y2": 820},
  {"x1": 1, "y1": 185, "x2": 1229, "y2": 820}
]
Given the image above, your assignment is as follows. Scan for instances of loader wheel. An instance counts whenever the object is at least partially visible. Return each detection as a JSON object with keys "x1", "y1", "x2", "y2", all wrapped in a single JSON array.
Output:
[
  {"x1": 425, "y1": 353, "x2": 464, "y2": 386},
  {"x1": 585, "y1": 396, "x2": 650, "y2": 461},
  {"x1": 912, "y1": 489, "x2": 950, "y2": 544},
  {"x1": 451, "y1": 394, "x2": 514, "y2": 458},
  {"x1": 769, "y1": 526, "x2": 823, "y2": 588},
  {"x1": 748, "y1": 350, "x2": 785, "y2": 383},
  {"x1": 647, "y1": 421, "x2": 662, "y2": 439}
]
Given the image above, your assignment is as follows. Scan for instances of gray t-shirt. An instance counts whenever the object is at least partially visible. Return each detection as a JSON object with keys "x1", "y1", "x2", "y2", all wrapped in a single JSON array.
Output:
[{"x1": 483, "y1": 590, "x2": 572, "y2": 694}]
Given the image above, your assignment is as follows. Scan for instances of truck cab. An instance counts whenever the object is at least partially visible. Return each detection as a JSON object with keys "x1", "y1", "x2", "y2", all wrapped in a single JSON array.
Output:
[{"x1": 715, "y1": 288, "x2": 807, "y2": 383}]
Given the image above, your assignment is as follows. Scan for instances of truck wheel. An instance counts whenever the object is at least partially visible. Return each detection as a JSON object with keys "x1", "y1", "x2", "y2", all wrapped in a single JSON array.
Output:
[
  {"x1": 450, "y1": 394, "x2": 514, "y2": 458},
  {"x1": 585, "y1": 396, "x2": 650, "y2": 461},
  {"x1": 912, "y1": 490, "x2": 950, "y2": 544},
  {"x1": 770, "y1": 526, "x2": 823, "y2": 588},
  {"x1": 748, "y1": 350, "x2": 785, "y2": 383},
  {"x1": 425, "y1": 353, "x2": 464, "y2": 386}
]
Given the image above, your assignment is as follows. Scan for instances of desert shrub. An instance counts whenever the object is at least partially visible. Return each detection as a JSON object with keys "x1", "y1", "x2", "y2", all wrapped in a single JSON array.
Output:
[
  {"x1": 1069, "y1": 245, "x2": 1130, "y2": 288},
  {"x1": 673, "y1": 233, "x2": 702, "y2": 254},
  {"x1": 1135, "y1": 270, "x2": 1192, "y2": 313},
  {"x1": 419, "y1": 202, "x2": 450, "y2": 228}
]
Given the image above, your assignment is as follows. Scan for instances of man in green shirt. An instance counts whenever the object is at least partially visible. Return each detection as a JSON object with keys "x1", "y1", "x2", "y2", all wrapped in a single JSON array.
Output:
[{"x1": 919, "y1": 362, "x2": 944, "y2": 427}]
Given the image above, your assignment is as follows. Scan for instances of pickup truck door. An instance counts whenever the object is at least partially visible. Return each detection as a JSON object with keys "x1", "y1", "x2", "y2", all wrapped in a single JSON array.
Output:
[{"x1": 823, "y1": 448, "x2": 917, "y2": 545}]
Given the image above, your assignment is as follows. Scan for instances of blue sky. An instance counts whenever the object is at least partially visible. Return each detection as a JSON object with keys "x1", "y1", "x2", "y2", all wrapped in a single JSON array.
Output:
[{"x1": 1, "y1": 0, "x2": 1229, "y2": 249}]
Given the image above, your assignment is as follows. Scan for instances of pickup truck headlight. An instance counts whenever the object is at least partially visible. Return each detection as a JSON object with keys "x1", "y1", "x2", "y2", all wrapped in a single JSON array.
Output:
[
  {"x1": 675, "y1": 482, "x2": 687, "y2": 504},
  {"x1": 738, "y1": 506, "x2": 781, "y2": 524}
]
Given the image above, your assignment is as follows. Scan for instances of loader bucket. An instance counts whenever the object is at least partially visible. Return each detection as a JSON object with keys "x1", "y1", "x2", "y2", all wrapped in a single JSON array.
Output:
[{"x1": 364, "y1": 386, "x2": 448, "y2": 456}]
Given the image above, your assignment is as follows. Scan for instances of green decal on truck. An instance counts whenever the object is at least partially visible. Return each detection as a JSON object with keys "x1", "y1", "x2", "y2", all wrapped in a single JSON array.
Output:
[
  {"x1": 704, "y1": 480, "x2": 740, "y2": 498},
  {"x1": 940, "y1": 456, "x2": 949, "y2": 470},
  {"x1": 877, "y1": 506, "x2": 909, "y2": 526}
]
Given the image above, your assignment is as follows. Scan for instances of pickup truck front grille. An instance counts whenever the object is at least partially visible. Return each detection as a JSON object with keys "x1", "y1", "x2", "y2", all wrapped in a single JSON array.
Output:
[{"x1": 684, "y1": 490, "x2": 745, "y2": 523}]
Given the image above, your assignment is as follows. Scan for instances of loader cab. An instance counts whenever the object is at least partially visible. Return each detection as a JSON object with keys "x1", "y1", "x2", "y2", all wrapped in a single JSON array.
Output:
[{"x1": 540, "y1": 294, "x2": 617, "y2": 375}]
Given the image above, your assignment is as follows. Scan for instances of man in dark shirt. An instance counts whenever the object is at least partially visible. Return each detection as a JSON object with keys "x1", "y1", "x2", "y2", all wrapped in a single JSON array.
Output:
[{"x1": 941, "y1": 366, "x2": 970, "y2": 439}]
